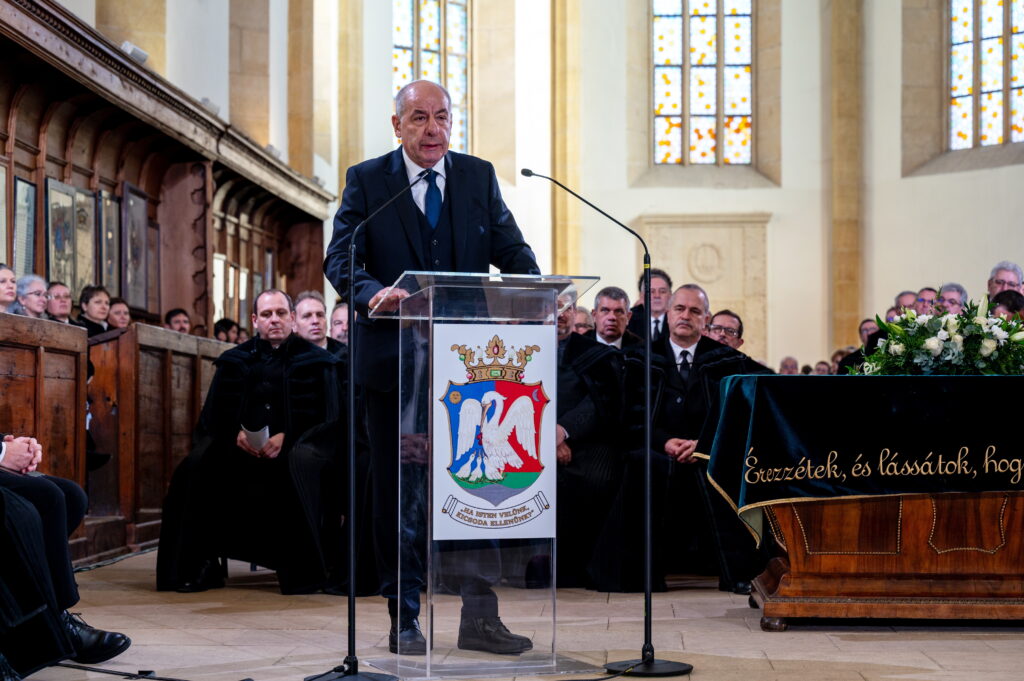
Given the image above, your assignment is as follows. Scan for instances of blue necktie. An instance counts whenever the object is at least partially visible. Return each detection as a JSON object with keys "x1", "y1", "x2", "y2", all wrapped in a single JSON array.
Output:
[{"x1": 424, "y1": 169, "x2": 442, "y2": 229}]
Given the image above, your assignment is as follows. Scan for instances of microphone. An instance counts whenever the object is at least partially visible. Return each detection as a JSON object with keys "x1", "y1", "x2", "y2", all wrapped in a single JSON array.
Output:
[{"x1": 522, "y1": 167, "x2": 685, "y2": 676}]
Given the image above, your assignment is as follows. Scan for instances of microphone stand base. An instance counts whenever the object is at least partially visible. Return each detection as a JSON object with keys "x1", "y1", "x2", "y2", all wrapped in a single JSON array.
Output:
[
  {"x1": 605, "y1": 658, "x2": 693, "y2": 677},
  {"x1": 304, "y1": 664, "x2": 397, "y2": 681}
]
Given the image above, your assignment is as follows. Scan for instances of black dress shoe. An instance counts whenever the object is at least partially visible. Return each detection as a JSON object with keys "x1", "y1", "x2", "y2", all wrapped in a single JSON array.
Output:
[
  {"x1": 176, "y1": 560, "x2": 225, "y2": 593},
  {"x1": 388, "y1": 617, "x2": 426, "y2": 655},
  {"x1": 63, "y1": 612, "x2": 132, "y2": 664},
  {"x1": 0, "y1": 653, "x2": 22, "y2": 681},
  {"x1": 457, "y1": 616, "x2": 533, "y2": 655}
]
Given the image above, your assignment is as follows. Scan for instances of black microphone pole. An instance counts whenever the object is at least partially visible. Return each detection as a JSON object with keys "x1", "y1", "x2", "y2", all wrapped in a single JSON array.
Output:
[
  {"x1": 522, "y1": 168, "x2": 692, "y2": 678},
  {"x1": 308, "y1": 170, "x2": 429, "y2": 681}
]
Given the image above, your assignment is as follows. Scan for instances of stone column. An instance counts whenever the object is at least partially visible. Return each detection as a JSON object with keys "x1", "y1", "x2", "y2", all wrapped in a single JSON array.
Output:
[{"x1": 230, "y1": 0, "x2": 270, "y2": 146}]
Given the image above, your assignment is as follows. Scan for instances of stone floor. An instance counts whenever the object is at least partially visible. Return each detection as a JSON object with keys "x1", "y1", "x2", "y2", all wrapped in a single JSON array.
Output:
[{"x1": 28, "y1": 552, "x2": 1024, "y2": 681}]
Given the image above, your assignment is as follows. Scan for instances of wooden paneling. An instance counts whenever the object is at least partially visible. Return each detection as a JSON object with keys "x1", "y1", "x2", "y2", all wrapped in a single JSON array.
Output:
[
  {"x1": 88, "y1": 324, "x2": 232, "y2": 555},
  {"x1": 752, "y1": 492, "x2": 1024, "y2": 630}
]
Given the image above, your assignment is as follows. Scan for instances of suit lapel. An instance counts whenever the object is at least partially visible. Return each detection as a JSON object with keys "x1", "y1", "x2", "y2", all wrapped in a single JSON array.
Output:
[
  {"x1": 446, "y1": 153, "x2": 469, "y2": 270},
  {"x1": 384, "y1": 148, "x2": 427, "y2": 269}
]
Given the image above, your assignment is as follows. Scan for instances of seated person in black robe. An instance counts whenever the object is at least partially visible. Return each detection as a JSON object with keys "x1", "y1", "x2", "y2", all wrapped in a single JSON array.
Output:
[
  {"x1": 552, "y1": 299, "x2": 626, "y2": 588},
  {"x1": 156, "y1": 289, "x2": 343, "y2": 595},
  {"x1": 1, "y1": 435, "x2": 131, "y2": 677}
]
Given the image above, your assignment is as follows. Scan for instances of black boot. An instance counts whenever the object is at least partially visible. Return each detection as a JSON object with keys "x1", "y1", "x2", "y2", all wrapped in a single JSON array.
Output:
[
  {"x1": 457, "y1": 616, "x2": 532, "y2": 655},
  {"x1": 63, "y1": 612, "x2": 132, "y2": 664},
  {"x1": 388, "y1": 615, "x2": 426, "y2": 655},
  {"x1": 176, "y1": 559, "x2": 225, "y2": 593}
]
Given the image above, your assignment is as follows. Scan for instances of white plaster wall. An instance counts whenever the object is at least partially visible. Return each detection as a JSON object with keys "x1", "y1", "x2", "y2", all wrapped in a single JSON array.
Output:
[
  {"x1": 59, "y1": 0, "x2": 96, "y2": 26},
  {"x1": 499, "y1": 0, "x2": 553, "y2": 275},
  {"x1": 363, "y1": 0, "x2": 399, "y2": 158},
  {"x1": 575, "y1": 0, "x2": 828, "y2": 368},
  {"x1": 166, "y1": 0, "x2": 230, "y2": 119},
  {"x1": 863, "y1": 0, "x2": 1024, "y2": 316},
  {"x1": 268, "y1": 0, "x2": 290, "y2": 163}
]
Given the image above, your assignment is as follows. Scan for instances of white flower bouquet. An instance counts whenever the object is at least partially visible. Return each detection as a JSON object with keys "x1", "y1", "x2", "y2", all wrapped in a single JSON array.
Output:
[{"x1": 858, "y1": 297, "x2": 1024, "y2": 375}]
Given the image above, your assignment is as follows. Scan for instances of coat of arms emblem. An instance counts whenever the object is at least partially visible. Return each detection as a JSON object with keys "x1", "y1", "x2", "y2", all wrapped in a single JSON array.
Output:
[{"x1": 440, "y1": 335, "x2": 549, "y2": 507}]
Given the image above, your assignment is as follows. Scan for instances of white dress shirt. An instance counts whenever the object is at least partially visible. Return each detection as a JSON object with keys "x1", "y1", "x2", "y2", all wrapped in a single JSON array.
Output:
[
  {"x1": 595, "y1": 333, "x2": 623, "y2": 349},
  {"x1": 401, "y1": 147, "x2": 446, "y2": 215},
  {"x1": 668, "y1": 337, "x2": 699, "y2": 371}
]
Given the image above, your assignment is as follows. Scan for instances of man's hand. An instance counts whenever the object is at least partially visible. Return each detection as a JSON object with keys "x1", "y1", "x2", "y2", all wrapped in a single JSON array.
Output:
[
  {"x1": 236, "y1": 430, "x2": 261, "y2": 457},
  {"x1": 663, "y1": 438, "x2": 698, "y2": 464},
  {"x1": 555, "y1": 425, "x2": 568, "y2": 447},
  {"x1": 260, "y1": 433, "x2": 285, "y2": 459},
  {"x1": 1, "y1": 436, "x2": 38, "y2": 473},
  {"x1": 556, "y1": 441, "x2": 572, "y2": 465},
  {"x1": 368, "y1": 287, "x2": 411, "y2": 313}
]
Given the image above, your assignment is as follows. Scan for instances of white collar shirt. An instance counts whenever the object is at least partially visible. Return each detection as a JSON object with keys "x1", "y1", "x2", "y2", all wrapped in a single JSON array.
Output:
[
  {"x1": 595, "y1": 333, "x2": 623, "y2": 350},
  {"x1": 401, "y1": 147, "x2": 447, "y2": 216},
  {"x1": 668, "y1": 337, "x2": 699, "y2": 368}
]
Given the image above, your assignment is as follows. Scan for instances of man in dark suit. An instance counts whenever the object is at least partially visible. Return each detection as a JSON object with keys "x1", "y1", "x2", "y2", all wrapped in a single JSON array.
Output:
[
  {"x1": 652, "y1": 285, "x2": 772, "y2": 593},
  {"x1": 586, "y1": 286, "x2": 642, "y2": 350},
  {"x1": 323, "y1": 80, "x2": 539, "y2": 655},
  {"x1": 625, "y1": 268, "x2": 673, "y2": 344}
]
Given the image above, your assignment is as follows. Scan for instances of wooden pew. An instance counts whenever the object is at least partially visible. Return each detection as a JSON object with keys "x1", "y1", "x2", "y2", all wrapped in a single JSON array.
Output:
[
  {"x1": 88, "y1": 325, "x2": 231, "y2": 559},
  {"x1": 0, "y1": 314, "x2": 88, "y2": 555}
]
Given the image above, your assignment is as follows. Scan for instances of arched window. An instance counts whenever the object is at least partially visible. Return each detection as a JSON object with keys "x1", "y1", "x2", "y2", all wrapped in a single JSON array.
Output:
[
  {"x1": 948, "y1": 0, "x2": 1024, "y2": 149},
  {"x1": 652, "y1": 0, "x2": 754, "y2": 166},
  {"x1": 392, "y1": 0, "x2": 470, "y2": 152}
]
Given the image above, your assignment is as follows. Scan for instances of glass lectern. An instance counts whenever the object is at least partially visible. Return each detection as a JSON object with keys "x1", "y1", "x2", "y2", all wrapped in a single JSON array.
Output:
[{"x1": 366, "y1": 272, "x2": 599, "y2": 680}]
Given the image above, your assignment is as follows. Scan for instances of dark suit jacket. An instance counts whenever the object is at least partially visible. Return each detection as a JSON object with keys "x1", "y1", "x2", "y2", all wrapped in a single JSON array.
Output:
[
  {"x1": 323, "y1": 148, "x2": 540, "y2": 391},
  {"x1": 625, "y1": 304, "x2": 666, "y2": 341}
]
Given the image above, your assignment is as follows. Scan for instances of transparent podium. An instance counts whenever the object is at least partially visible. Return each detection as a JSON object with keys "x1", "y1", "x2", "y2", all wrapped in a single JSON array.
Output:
[{"x1": 366, "y1": 272, "x2": 598, "y2": 680}]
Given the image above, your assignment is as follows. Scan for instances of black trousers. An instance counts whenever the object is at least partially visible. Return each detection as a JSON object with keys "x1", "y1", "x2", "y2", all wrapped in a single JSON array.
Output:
[
  {"x1": 364, "y1": 386, "x2": 499, "y2": 621},
  {"x1": 0, "y1": 471, "x2": 87, "y2": 610}
]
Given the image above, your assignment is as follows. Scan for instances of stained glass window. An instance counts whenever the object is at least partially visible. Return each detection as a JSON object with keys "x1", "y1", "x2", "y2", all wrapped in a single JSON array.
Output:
[
  {"x1": 948, "y1": 0, "x2": 1024, "y2": 149},
  {"x1": 653, "y1": 0, "x2": 753, "y2": 165},
  {"x1": 392, "y1": 0, "x2": 470, "y2": 153}
]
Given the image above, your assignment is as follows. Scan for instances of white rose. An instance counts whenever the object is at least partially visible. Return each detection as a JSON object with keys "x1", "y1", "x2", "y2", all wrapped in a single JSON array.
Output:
[
  {"x1": 888, "y1": 342, "x2": 905, "y2": 356},
  {"x1": 944, "y1": 315, "x2": 959, "y2": 333},
  {"x1": 979, "y1": 338, "x2": 998, "y2": 357},
  {"x1": 923, "y1": 336, "x2": 943, "y2": 356},
  {"x1": 952, "y1": 334, "x2": 964, "y2": 351},
  {"x1": 916, "y1": 314, "x2": 933, "y2": 326},
  {"x1": 937, "y1": 329, "x2": 949, "y2": 341}
]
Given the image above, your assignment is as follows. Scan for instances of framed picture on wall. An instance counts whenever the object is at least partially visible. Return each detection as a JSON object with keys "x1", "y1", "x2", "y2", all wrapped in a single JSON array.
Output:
[
  {"x1": 46, "y1": 179, "x2": 76, "y2": 288},
  {"x1": 0, "y1": 166, "x2": 7, "y2": 264},
  {"x1": 13, "y1": 178, "x2": 37, "y2": 276},
  {"x1": 122, "y1": 184, "x2": 148, "y2": 309},
  {"x1": 99, "y1": 191, "x2": 120, "y2": 295},
  {"x1": 74, "y1": 189, "x2": 96, "y2": 298}
]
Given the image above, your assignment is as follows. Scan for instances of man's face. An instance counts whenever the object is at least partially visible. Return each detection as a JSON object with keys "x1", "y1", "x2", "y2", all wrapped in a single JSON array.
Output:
[
  {"x1": 330, "y1": 305, "x2": 349, "y2": 343},
  {"x1": 252, "y1": 292, "x2": 294, "y2": 345},
  {"x1": 392, "y1": 82, "x2": 451, "y2": 169},
  {"x1": 780, "y1": 357, "x2": 799, "y2": 375},
  {"x1": 593, "y1": 296, "x2": 631, "y2": 343},
  {"x1": 859, "y1": 320, "x2": 879, "y2": 345},
  {"x1": 936, "y1": 290, "x2": 963, "y2": 315},
  {"x1": 706, "y1": 313, "x2": 743, "y2": 349},
  {"x1": 667, "y1": 288, "x2": 709, "y2": 347},
  {"x1": 573, "y1": 310, "x2": 593, "y2": 334},
  {"x1": 643, "y1": 276, "x2": 672, "y2": 317},
  {"x1": 295, "y1": 298, "x2": 327, "y2": 344},
  {"x1": 167, "y1": 313, "x2": 190, "y2": 334},
  {"x1": 988, "y1": 269, "x2": 1022, "y2": 296},
  {"x1": 556, "y1": 303, "x2": 576, "y2": 341},
  {"x1": 897, "y1": 292, "x2": 916, "y2": 310},
  {"x1": 46, "y1": 284, "x2": 72, "y2": 319},
  {"x1": 914, "y1": 289, "x2": 936, "y2": 315}
]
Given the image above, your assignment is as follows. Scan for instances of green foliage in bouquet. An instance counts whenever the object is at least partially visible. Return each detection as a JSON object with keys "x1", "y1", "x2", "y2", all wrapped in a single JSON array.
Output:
[{"x1": 858, "y1": 297, "x2": 1024, "y2": 375}]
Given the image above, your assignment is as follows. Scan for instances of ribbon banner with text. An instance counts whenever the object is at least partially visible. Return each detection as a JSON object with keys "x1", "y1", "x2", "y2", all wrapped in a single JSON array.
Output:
[{"x1": 705, "y1": 375, "x2": 1024, "y2": 541}]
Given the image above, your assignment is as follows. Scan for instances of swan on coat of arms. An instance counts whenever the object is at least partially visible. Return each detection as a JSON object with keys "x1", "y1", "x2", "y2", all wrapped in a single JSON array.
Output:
[{"x1": 452, "y1": 390, "x2": 537, "y2": 482}]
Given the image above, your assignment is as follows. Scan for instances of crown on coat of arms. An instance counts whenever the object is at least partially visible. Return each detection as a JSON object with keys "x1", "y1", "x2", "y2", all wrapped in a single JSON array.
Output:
[{"x1": 451, "y1": 335, "x2": 539, "y2": 383}]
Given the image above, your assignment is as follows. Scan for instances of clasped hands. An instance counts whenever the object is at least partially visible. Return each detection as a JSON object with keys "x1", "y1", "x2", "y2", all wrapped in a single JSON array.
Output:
[
  {"x1": 664, "y1": 437, "x2": 698, "y2": 464},
  {"x1": 1, "y1": 435, "x2": 43, "y2": 474},
  {"x1": 235, "y1": 431, "x2": 285, "y2": 459}
]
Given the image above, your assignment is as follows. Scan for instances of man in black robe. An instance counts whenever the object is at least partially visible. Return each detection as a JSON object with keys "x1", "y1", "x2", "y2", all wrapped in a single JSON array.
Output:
[
  {"x1": 157, "y1": 289, "x2": 342, "y2": 595},
  {"x1": 553, "y1": 299, "x2": 626, "y2": 588}
]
